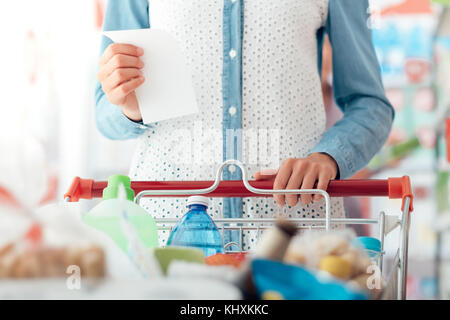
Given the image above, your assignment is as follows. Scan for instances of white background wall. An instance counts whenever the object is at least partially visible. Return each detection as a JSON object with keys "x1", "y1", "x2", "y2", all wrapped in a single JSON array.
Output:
[{"x1": 0, "y1": 0, "x2": 136, "y2": 206}]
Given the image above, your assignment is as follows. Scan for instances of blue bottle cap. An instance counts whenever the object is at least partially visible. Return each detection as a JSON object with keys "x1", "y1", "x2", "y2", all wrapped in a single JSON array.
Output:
[{"x1": 352, "y1": 237, "x2": 381, "y2": 254}]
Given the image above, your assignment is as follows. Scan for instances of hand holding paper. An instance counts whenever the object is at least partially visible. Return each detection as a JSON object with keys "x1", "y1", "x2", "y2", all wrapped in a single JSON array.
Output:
[
  {"x1": 103, "y1": 29, "x2": 199, "y2": 124},
  {"x1": 97, "y1": 43, "x2": 145, "y2": 121}
]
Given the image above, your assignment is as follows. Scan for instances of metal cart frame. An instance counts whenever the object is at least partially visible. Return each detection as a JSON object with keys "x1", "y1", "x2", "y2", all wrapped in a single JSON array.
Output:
[{"x1": 65, "y1": 159, "x2": 414, "y2": 300}]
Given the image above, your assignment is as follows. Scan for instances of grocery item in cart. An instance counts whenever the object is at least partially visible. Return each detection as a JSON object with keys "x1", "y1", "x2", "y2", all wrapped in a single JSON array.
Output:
[
  {"x1": 284, "y1": 230, "x2": 372, "y2": 275},
  {"x1": 252, "y1": 259, "x2": 367, "y2": 300},
  {"x1": 167, "y1": 261, "x2": 241, "y2": 284},
  {"x1": 153, "y1": 247, "x2": 205, "y2": 275},
  {"x1": 253, "y1": 218, "x2": 298, "y2": 260},
  {"x1": 167, "y1": 196, "x2": 224, "y2": 257},
  {"x1": 284, "y1": 230, "x2": 384, "y2": 297},
  {"x1": 233, "y1": 218, "x2": 298, "y2": 298},
  {"x1": 205, "y1": 253, "x2": 247, "y2": 268},
  {"x1": 319, "y1": 256, "x2": 352, "y2": 280},
  {"x1": 0, "y1": 242, "x2": 105, "y2": 279},
  {"x1": 352, "y1": 237, "x2": 382, "y2": 260},
  {"x1": 82, "y1": 175, "x2": 158, "y2": 253}
]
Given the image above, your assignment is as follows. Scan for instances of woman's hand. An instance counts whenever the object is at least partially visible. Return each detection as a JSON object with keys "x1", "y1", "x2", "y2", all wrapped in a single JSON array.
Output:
[
  {"x1": 254, "y1": 153, "x2": 338, "y2": 207},
  {"x1": 97, "y1": 43, "x2": 145, "y2": 121}
]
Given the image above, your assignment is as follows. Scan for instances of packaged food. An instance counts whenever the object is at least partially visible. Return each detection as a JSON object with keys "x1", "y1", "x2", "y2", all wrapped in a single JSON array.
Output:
[
  {"x1": 0, "y1": 242, "x2": 105, "y2": 279},
  {"x1": 154, "y1": 247, "x2": 205, "y2": 275},
  {"x1": 253, "y1": 218, "x2": 298, "y2": 260},
  {"x1": 284, "y1": 229, "x2": 358, "y2": 270},
  {"x1": 251, "y1": 259, "x2": 367, "y2": 300},
  {"x1": 283, "y1": 229, "x2": 384, "y2": 298},
  {"x1": 319, "y1": 256, "x2": 352, "y2": 280},
  {"x1": 205, "y1": 253, "x2": 246, "y2": 268}
]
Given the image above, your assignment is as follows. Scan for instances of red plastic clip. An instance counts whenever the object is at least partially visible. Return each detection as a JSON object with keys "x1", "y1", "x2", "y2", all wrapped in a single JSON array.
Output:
[
  {"x1": 388, "y1": 176, "x2": 413, "y2": 212},
  {"x1": 63, "y1": 177, "x2": 94, "y2": 202}
]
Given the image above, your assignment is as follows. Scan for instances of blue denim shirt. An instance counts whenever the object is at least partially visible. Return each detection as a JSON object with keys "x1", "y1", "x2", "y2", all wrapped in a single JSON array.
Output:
[{"x1": 95, "y1": 0, "x2": 394, "y2": 180}]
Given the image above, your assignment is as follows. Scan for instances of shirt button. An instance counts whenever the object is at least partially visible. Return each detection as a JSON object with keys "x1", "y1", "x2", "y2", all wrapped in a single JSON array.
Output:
[
  {"x1": 229, "y1": 49, "x2": 237, "y2": 59},
  {"x1": 231, "y1": 0, "x2": 237, "y2": 3},
  {"x1": 228, "y1": 106, "x2": 237, "y2": 116},
  {"x1": 228, "y1": 165, "x2": 237, "y2": 174}
]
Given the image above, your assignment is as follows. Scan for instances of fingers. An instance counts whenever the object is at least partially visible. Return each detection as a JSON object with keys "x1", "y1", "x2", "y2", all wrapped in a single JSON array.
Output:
[
  {"x1": 273, "y1": 159, "x2": 295, "y2": 207},
  {"x1": 97, "y1": 44, "x2": 145, "y2": 117},
  {"x1": 254, "y1": 168, "x2": 278, "y2": 181},
  {"x1": 99, "y1": 43, "x2": 144, "y2": 66},
  {"x1": 107, "y1": 76, "x2": 145, "y2": 106},
  {"x1": 299, "y1": 167, "x2": 318, "y2": 206},
  {"x1": 98, "y1": 54, "x2": 145, "y2": 81},
  {"x1": 101, "y1": 68, "x2": 143, "y2": 92},
  {"x1": 313, "y1": 171, "x2": 332, "y2": 202},
  {"x1": 285, "y1": 163, "x2": 306, "y2": 207},
  {"x1": 271, "y1": 154, "x2": 338, "y2": 208}
]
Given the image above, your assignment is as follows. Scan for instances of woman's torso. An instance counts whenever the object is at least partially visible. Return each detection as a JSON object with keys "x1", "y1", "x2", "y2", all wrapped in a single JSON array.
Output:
[{"x1": 130, "y1": 0, "x2": 344, "y2": 249}]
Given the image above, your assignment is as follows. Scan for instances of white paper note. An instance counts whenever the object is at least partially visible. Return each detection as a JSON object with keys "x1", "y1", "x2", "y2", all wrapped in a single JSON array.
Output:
[{"x1": 103, "y1": 29, "x2": 199, "y2": 124}]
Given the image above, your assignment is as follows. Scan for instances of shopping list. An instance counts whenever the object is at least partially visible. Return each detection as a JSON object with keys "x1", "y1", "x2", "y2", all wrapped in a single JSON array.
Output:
[{"x1": 103, "y1": 29, "x2": 199, "y2": 124}]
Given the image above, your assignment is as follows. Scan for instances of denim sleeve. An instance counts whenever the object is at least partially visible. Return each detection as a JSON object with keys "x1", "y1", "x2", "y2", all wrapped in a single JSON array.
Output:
[
  {"x1": 94, "y1": 0, "x2": 151, "y2": 140},
  {"x1": 310, "y1": 0, "x2": 395, "y2": 179}
]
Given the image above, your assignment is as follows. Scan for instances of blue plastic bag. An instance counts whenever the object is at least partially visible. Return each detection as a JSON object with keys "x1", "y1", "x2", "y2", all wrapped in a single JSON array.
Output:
[{"x1": 252, "y1": 259, "x2": 368, "y2": 300}]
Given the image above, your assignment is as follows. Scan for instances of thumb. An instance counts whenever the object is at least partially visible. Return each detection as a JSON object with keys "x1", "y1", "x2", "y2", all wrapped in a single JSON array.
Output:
[{"x1": 254, "y1": 168, "x2": 278, "y2": 180}]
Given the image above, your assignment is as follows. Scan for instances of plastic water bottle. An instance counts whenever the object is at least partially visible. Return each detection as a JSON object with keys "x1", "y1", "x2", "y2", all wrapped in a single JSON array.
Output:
[{"x1": 167, "y1": 196, "x2": 224, "y2": 257}]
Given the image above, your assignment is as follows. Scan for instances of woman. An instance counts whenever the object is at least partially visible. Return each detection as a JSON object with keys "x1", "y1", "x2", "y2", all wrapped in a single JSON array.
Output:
[{"x1": 95, "y1": 0, "x2": 394, "y2": 249}]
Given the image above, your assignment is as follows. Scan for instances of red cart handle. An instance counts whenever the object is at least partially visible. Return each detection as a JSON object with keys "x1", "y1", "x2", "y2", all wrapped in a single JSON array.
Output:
[{"x1": 64, "y1": 176, "x2": 413, "y2": 212}]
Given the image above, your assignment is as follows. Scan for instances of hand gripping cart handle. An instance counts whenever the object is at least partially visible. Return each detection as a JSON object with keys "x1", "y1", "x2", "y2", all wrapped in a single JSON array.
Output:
[{"x1": 64, "y1": 160, "x2": 413, "y2": 299}]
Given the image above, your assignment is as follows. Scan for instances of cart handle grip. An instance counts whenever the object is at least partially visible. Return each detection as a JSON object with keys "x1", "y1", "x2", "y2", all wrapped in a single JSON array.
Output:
[
  {"x1": 64, "y1": 176, "x2": 413, "y2": 212},
  {"x1": 63, "y1": 177, "x2": 94, "y2": 202},
  {"x1": 388, "y1": 176, "x2": 413, "y2": 212}
]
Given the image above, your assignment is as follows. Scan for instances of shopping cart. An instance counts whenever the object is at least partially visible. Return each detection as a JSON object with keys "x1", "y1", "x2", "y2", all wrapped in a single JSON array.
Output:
[{"x1": 64, "y1": 159, "x2": 414, "y2": 300}]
